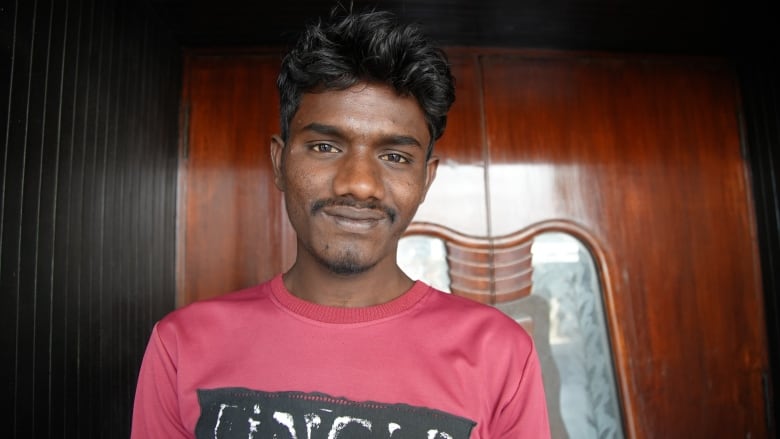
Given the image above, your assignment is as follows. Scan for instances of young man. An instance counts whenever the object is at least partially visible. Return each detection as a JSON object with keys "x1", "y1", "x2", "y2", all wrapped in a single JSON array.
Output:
[{"x1": 131, "y1": 8, "x2": 550, "y2": 438}]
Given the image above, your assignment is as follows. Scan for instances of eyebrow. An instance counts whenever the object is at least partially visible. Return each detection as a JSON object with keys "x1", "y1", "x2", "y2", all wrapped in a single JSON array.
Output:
[
  {"x1": 301, "y1": 122, "x2": 423, "y2": 149},
  {"x1": 302, "y1": 123, "x2": 343, "y2": 137}
]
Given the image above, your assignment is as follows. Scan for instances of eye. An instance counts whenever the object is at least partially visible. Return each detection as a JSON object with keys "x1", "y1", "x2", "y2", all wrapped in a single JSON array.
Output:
[
  {"x1": 381, "y1": 153, "x2": 410, "y2": 164},
  {"x1": 310, "y1": 143, "x2": 340, "y2": 153}
]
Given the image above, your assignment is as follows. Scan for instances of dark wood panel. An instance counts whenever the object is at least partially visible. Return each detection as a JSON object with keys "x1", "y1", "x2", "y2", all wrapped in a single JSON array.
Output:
[
  {"x1": 49, "y1": 2, "x2": 86, "y2": 434},
  {"x1": 435, "y1": 53, "x2": 485, "y2": 164},
  {"x1": 481, "y1": 52, "x2": 768, "y2": 437},
  {"x1": 738, "y1": 58, "x2": 780, "y2": 438},
  {"x1": 0, "y1": 0, "x2": 181, "y2": 436},
  {"x1": 180, "y1": 53, "x2": 293, "y2": 305},
  {"x1": 38, "y1": 0, "x2": 70, "y2": 435},
  {"x1": 5, "y1": 0, "x2": 42, "y2": 435}
]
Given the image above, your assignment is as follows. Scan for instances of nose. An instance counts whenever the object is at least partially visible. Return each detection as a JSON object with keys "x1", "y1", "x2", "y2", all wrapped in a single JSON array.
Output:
[{"x1": 332, "y1": 150, "x2": 385, "y2": 201}]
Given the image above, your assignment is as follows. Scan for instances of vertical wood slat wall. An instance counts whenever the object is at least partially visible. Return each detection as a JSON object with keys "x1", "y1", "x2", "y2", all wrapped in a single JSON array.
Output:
[{"x1": 0, "y1": 1, "x2": 180, "y2": 437}]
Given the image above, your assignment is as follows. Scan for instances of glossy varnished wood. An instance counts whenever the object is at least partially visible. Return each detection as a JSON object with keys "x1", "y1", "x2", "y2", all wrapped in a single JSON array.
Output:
[
  {"x1": 412, "y1": 54, "x2": 489, "y2": 236},
  {"x1": 405, "y1": 222, "x2": 534, "y2": 304},
  {"x1": 481, "y1": 52, "x2": 768, "y2": 437},
  {"x1": 180, "y1": 53, "x2": 294, "y2": 305}
]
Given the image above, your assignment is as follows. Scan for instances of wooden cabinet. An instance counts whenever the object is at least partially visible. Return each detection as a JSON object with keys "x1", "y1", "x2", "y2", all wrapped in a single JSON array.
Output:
[{"x1": 179, "y1": 48, "x2": 768, "y2": 438}]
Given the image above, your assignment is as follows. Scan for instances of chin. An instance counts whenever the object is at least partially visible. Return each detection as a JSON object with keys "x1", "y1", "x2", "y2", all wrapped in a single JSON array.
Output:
[
  {"x1": 324, "y1": 260, "x2": 374, "y2": 276},
  {"x1": 315, "y1": 248, "x2": 379, "y2": 276}
]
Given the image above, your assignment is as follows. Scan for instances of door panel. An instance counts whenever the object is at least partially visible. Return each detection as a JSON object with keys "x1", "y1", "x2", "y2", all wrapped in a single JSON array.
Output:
[
  {"x1": 179, "y1": 53, "x2": 294, "y2": 305},
  {"x1": 481, "y1": 54, "x2": 767, "y2": 437}
]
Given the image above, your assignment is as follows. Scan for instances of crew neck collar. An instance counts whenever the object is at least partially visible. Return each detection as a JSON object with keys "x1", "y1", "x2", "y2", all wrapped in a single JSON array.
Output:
[{"x1": 269, "y1": 273, "x2": 431, "y2": 324}]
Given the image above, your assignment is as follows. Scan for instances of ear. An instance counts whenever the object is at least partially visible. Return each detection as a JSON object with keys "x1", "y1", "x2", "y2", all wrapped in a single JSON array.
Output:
[
  {"x1": 420, "y1": 154, "x2": 439, "y2": 203},
  {"x1": 270, "y1": 135, "x2": 286, "y2": 191}
]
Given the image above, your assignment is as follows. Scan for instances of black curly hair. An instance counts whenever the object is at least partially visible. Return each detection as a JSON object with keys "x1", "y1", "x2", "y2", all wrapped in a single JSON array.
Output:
[{"x1": 276, "y1": 6, "x2": 455, "y2": 157}]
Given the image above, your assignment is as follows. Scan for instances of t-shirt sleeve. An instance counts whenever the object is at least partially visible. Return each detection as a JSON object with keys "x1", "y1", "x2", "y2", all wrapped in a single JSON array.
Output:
[
  {"x1": 494, "y1": 337, "x2": 552, "y2": 438},
  {"x1": 131, "y1": 323, "x2": 191, "y2": 439}
]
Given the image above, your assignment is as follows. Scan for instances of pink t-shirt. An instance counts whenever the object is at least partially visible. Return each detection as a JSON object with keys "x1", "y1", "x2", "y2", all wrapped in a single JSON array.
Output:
[{"x1": 131, "y1": 274, "x2": 550, "y2": 438}]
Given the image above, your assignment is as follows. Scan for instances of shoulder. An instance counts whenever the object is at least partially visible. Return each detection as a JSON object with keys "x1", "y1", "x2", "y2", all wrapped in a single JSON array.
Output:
[
  {"x1": 417, "y1": 286, "x2": 540, "y2": 398},
  {"x1": 425, "y1": 286, "x2": 526, "y2": 326},
  {"x1": 155, "y1": 279, "x2": 275, "y2": 338},
  {"x1": 421, "y1": 286, "x2": 535, "y2": 351}
]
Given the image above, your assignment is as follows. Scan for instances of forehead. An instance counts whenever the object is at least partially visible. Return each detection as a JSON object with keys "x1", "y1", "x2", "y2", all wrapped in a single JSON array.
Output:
[{"x1": 290, "y1": 83, "x2": 430, "y2": 145}]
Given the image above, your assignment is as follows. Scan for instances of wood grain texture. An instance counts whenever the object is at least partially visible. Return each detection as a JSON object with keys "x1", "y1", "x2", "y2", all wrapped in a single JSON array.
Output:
[
  {"x1": 481, "y1": 52, "x2": 768, "y2": 438},
  {"x1": 180, "y1": 53, "x2": 294, "y2": 305}
]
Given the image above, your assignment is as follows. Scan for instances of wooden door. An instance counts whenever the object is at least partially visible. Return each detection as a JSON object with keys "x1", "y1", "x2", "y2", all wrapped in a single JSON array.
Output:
[
  {"x1": 178, "y1": 49, "x2": 769, "y2": 438},
  {"x1": 178, "y1": 52, "x2": 295, "y2": 305},
  {"x1": 475, "y1": 52, "x2": 768, "y2": 437}
]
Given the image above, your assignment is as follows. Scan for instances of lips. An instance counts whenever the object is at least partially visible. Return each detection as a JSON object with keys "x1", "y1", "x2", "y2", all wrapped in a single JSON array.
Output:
[
  {"x1": 325, "y1": 205, "x2": 385, "y2": 220},
  {"x1": 321, "y1": 205, "x2": 387, "y2": 231}
]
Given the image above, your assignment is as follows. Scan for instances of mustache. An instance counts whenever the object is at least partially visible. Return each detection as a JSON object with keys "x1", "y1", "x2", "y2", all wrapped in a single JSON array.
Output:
[{"x1": 311, "y1": 198, "x2": 397, "y2": 223}]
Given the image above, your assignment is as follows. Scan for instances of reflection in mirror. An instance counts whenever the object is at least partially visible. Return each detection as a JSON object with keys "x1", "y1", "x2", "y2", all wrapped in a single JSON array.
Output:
[
  {"x1": 396, "y1": 235, "x2": 451, "y2": 292},
  {"x1": 398, "y1": 232, "x2": 624, "y2": 439}
]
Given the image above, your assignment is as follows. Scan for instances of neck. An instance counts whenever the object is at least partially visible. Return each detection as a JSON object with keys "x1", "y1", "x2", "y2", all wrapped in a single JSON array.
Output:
[{"x1": 282, "y1": 257, "x2": 414, "y2": 307}]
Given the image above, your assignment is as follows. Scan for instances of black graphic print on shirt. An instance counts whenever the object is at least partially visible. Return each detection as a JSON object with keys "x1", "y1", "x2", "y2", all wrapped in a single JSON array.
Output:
[{"x1": 195, "y1": 387, "x2": 476, "y2": 439}]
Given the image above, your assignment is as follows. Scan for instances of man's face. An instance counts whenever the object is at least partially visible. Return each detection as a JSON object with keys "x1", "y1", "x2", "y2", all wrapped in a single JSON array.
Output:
[{"x1": 271, "y1": 82, "x2": 438, "y2": 275}]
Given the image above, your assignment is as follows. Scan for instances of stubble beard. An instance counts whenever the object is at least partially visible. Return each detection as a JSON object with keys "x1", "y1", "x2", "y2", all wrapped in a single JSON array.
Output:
[
  {"x1": 312, "y1": 245, "x2": 377, "y2": 276},
  {"x1": 306, "y1": 197, "x2": 398, "y2": 275}
]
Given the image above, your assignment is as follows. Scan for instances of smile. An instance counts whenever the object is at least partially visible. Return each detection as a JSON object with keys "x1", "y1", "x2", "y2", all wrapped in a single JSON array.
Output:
[{"x1": 321, "y1": 206, "x2": 387, "y2": 232}]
